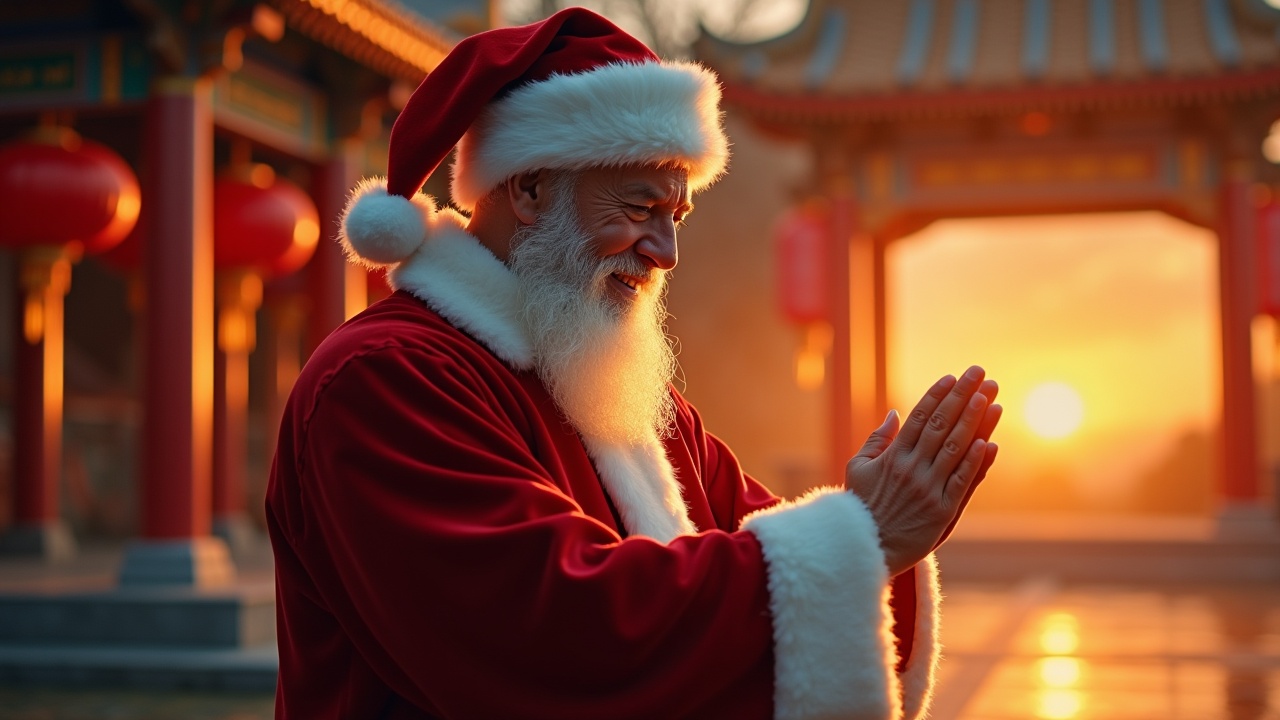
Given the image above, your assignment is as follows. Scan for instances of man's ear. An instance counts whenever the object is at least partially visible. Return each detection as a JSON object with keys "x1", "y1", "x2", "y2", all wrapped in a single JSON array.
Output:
[{"x1": 506, "y1": 170, "x2": 548, "y2": 225}]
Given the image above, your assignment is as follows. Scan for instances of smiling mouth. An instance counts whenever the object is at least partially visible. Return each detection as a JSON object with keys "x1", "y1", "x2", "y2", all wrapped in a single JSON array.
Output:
[{"x1": 610, "y1": 272, "x2": 643, "y2": 294}]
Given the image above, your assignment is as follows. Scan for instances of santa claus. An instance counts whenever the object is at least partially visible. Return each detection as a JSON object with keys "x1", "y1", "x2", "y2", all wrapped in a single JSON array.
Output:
[{"x1": 267, "y1": 7, "x2": 1001, "y2": 719}]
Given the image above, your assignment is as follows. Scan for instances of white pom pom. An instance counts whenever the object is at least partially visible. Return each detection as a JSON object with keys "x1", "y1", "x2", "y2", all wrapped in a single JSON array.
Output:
[{"x1": 339, "y1": 178, "x2": 433, "y2": 268}]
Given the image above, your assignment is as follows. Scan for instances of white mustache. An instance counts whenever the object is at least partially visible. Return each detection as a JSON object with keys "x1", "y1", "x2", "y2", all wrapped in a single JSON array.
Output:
[{"x1": 597, "y1": 259, "x2": 664, "y2": 293}]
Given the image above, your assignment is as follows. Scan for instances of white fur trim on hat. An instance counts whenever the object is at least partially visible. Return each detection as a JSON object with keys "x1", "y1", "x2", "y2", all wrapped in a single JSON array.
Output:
[
  {"x1": 340, "y1": 177, "x2": 434, "y2": 268},
  {"x1": 451, "y1": 60, "x2": 729, "y2": 212}
]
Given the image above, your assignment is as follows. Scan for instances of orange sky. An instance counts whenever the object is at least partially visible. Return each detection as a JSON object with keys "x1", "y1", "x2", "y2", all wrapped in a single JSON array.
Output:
[{"x1": 886, "y1": 211, "x2": 1223, "y2": 511}]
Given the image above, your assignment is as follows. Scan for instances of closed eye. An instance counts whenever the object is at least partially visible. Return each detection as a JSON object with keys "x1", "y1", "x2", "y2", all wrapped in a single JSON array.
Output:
[
  {"x1": 624, "y1": 201, "x2": 692, "y2": 228},
  {"x1": 625, "y1": 204, "x2": 651, "y2": 221}
]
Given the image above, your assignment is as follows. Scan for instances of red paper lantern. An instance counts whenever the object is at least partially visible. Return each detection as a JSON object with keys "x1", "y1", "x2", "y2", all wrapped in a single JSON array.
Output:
[
  {"x1": 0, "y1": 127, "x2": 140, "y2": 255},
  {"x1": 97, "y1": 209, "x2": 144, "y2": 273},
  {"x1": 99, "y1": 165, "x2": 321, "y2": 279},
  {"x1": 214, "y1": 166, "x2": 319, "y2": 278},
  {"x1": 774, "y1": 202, "x2": 830, "y2": 324},
  {"x1": 1258, "y1": 200, "x2": 1280, "y2": 317}
]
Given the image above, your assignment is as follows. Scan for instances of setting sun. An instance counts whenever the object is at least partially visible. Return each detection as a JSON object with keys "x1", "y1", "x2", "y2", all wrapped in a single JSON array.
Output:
[
  {"x1": 1025, "y1": 382, "x2": 1086, "y2": 440},
  {"x1": 886, "y1": 211, "x2": 1220, "y2": 514}
]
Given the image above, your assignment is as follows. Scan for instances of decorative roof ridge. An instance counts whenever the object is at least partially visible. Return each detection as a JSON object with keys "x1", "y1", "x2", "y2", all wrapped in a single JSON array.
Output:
[
  {"x1": 1234, "y1": 0, "x2": 1280, "y2": 28},
  {"x1": 696, "y1": 0, "x2": 1280, "y2": 96},
  {"x1": 271, "y1": 0, "x2": 455, "y2": 82},
  {"x1": 721, "y1": 66, "x2": 1280, "y2": 121}
]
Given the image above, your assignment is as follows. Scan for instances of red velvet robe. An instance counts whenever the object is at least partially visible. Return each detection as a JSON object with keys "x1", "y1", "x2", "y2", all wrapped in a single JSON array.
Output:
[{"x1": 267, "y1": 207, "x2": 939, "y2": 720}]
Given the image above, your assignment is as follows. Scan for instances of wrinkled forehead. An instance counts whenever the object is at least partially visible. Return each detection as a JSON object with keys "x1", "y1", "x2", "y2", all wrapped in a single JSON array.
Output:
[{"x1": 579, "y1": 162, "x2": 691, "y2": 200}]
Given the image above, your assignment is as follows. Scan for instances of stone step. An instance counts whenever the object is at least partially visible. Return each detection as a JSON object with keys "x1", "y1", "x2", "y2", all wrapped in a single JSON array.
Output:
[
  {"x1": 0, "y1": 584, "x2": 276, "y2": 648},
  {"x1": 0, "y1": 643, "x2": 277, "y2": 692}
]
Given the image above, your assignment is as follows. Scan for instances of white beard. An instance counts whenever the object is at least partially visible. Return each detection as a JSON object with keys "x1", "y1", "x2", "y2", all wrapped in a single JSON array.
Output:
[{"x1": 508, "y1": 174, "x2": 678, "y2": 446}]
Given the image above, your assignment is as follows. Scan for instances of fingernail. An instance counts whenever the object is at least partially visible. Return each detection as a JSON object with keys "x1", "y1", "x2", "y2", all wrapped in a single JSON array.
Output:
[
  {"x1": 964, "y1": 366, "x2": 984, "y2": 381},
  {"x1": 970, "y1": 393, "x2": 987, "y2": 409},
  {"x1": 938, "y1": 374, "x2": 956, "y2": 390},
  {"x1": 884, "y1": 409, "x2": 898, "y2": 425}
]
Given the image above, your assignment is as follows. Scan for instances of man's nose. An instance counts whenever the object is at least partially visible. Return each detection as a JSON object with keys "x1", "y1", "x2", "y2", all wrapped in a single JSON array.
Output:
[{"x1": 637, "y1": 219, "x2": 678, "y2": 271}]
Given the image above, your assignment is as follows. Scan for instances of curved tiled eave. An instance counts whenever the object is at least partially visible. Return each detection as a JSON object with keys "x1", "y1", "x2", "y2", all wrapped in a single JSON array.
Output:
[
  {"x1": 722, "y1": 67, "x2": 1280, "y2": 125},
  {"x1": 270, "y1": 0, "x2": 453, "y2": 82},
  {"x1": 698, "y1": 0, "x2": 1280, "y2": 121}
]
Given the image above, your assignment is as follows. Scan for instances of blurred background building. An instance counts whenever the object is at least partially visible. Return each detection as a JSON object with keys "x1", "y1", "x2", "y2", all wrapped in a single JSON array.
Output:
[
  {"x1": 0, "y1": 0, "x2": 1277, "y2": 714},
  {"x1": 683, "y1": 0, "x2": 1280, "y2": 534},
  {"x1": 0, "y1": 0, "x2": 489, "y2": 561},
  {"x1": 0, "y1": 0, "x2": 488, "y2": 693},
  {"x1": 4, "y1": 0, "x2": 1279, "y2": 563}
]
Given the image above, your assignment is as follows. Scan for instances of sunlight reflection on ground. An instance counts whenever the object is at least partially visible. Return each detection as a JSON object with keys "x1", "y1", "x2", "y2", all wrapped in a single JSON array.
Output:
[{"x1": 934, "y1": 580, "x2": 1280, "y2": 720}]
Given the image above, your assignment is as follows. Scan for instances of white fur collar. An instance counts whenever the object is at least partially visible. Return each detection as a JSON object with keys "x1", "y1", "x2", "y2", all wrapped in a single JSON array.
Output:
[
  {"x1": 389, "y1": 207, "x2": 534, "y2": 370},
  {"x1": 384, "y1": 206, "x2": 695, "y2": 542}
]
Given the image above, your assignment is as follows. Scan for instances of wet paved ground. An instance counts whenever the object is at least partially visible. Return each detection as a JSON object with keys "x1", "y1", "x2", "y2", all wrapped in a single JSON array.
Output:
[
  {"x1": 1, "y1": 576, "x2": 1276, "y2": 719},
  {"x1": 933, "y1": 578, "x2": 1280, "y2": 719}
]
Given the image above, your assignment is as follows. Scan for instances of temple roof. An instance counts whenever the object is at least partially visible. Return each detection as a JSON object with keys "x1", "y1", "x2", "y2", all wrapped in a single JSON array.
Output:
[
  {"x1": 694, "y1": 0, "x2": 1280, "y2": 119},
  {"x1": 270, "y1": 0, "x2": 457, "y2": 81}
]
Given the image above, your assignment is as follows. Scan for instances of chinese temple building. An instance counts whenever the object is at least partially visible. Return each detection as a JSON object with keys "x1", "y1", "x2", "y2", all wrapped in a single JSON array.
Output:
[
  {"x1": 692, "y1": 0, "x2": 1280, "y2": 527},
  {"x1": 0, "y1": 0, "x2": 488, "y2": 687}
]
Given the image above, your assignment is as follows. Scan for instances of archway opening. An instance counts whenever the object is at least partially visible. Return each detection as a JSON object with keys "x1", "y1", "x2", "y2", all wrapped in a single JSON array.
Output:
[{"x1": 887, "y1": 211, "x2": 1221, "y2": 521}]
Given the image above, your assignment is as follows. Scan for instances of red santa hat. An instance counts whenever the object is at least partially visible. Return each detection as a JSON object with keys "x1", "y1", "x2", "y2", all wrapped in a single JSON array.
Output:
[{"x1": 341, "y1": 7, "x2": 729, "y2": 267}]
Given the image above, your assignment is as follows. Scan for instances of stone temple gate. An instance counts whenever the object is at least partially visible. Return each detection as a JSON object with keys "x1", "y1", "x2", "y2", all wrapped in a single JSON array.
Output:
[{"x1": 694, "y1": 0, "x2": 1280, "y2": 523}]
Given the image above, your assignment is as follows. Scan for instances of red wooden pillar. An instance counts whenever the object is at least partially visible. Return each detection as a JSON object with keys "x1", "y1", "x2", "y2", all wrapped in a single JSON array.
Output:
[
  {"x1": 1216, "y1": 169, "x2": 1262, "y2": 511},
  {"x1": 826, "y1": 184, "x2": 888, "y2": 482},
  {"x1": 827, "y1": 187, "x2": 854, "y2": 483},
  {"x1": 119, "y1": 76, "x2": 233, "y2": 586},
  {"x1": 212, "y1": 269, "x2": 262, "y2": 553},
  {"x1": 306, "y1": 137, "x2": 367, "y2": 357},
  {"x1": 263, "y1": 283, "x2": 306, "y2": 478},
  {"x1": 3, "y1": 247, "x2": 75, "y2": 560}
]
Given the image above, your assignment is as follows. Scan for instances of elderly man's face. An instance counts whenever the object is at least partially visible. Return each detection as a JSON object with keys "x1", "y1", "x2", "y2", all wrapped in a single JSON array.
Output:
[
  {"x1": 506, "y1": 163, "x2": 686, "y2": 444},
  {"x1": 570, "y1": 164, "x2": 692, "y2": 307}
]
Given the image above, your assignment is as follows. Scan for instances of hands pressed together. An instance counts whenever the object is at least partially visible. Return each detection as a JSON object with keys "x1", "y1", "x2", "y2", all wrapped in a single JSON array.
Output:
[{"x1": 845, "y1": 365, "x2": 1003, "y2": 576}]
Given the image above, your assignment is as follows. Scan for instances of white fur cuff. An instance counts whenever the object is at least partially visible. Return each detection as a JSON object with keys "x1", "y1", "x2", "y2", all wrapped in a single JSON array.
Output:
[
  {"x1": 741, "y1": 488, "x2": 897, "y2": 720},
  {"x1": 900, "y1": 555, "x2": 941, "y2": 720}
]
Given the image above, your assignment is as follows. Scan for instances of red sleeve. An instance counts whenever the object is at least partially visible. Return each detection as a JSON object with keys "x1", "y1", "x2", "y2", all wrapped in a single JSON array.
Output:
[
  {"x1": 665, "y1": 384, "x2": 926, "y2": 691},
  {"x1": 279, "y1": 344, "x2": 776, "y2": 719}
]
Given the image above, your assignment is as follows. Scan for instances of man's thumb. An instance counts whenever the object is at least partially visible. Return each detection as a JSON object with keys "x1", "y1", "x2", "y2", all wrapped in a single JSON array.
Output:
[{"x1": 854, "y1": 409, "x2": 899, "y2": 460}]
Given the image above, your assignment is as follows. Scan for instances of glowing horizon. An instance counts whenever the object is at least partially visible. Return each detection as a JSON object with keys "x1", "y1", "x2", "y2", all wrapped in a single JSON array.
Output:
[{"x1": 887, "y1": 211, "x2": 1221, "y2": 513}]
